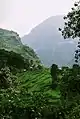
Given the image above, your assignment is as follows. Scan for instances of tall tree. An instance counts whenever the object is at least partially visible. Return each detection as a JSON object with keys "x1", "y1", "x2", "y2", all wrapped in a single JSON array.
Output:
[
  {"x1": 50, "y1": 64, "x2": 58, "y2": 89},
  {"x1": 59, "y1": 0, "x2": 80, "y2": 63},
  {"x1": 59, "y1": 1, "x2": 80, "y2": 39}
]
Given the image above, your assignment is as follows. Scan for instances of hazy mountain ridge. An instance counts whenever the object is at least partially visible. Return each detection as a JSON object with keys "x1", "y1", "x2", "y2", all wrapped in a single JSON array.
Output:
[{"x1": 22, "y1": 15, "x2": 77, "y2": 67}]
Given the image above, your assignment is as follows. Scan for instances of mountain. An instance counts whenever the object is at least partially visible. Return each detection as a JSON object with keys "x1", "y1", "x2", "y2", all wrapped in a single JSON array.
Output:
[
  {"x1": 22, "y1": 15, "x2": 77, "y2": 67},
  {"x1": 53, "y1": 40, "x2": 76, "y2": 67},
  {"x1": 0, "y1": 28, "x2": 40, "y2": 70}
]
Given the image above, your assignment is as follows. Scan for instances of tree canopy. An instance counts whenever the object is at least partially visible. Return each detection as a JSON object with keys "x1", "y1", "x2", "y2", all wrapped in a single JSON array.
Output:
[
  {"x1": 59, "y1": 1, "x2": 80, "y2": 39},
  {"x1": 59, "y1": 0, "x2": 80, "y2": 63}
]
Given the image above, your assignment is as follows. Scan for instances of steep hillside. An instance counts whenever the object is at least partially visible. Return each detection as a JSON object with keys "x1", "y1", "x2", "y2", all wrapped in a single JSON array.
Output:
[
  {"x1": 0, "y1": 28, "x2": 40, "y2": 70},
  {"x1": 22, "y1": 15, "x2": 77, "y2": 67}
]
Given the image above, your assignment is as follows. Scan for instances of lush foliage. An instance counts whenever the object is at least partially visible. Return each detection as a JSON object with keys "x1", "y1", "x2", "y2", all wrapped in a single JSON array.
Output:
[
  {"x1": 1, "y1": 1, "x2": 80, "y2": 118},
  {"x1": 50, "y1": 64, "x2": 59, "y2": 89},
  {"x1": 59, "y1": 0, "x2": 80, "y2": 63},
  {"x1": 0, "y1": 29, "x2": 41, "y2": 71},
  {"x1": 59, "y1": 1, "x2": 80, "y2": 39},
  {"x1": 0, "y1": 67, "x2": 60, "y2": 119},
  {"x1": 58, "y1": 1, "x2": 80, "y2": 118},
  {"x1": 1, "y1": 64, "x2": 80, "y2": 119}
]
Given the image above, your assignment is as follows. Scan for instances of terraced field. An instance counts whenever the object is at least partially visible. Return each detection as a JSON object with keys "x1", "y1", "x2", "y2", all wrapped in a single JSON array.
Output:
[{"x1": 17, "y1": 68, "x2": 60, "y2": 103}]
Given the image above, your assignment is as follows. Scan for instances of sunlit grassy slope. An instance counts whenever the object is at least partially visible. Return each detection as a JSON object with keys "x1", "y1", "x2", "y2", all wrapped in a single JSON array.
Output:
[{"x1": 17, "y1": 68, "x2": 60, "y2": 103}]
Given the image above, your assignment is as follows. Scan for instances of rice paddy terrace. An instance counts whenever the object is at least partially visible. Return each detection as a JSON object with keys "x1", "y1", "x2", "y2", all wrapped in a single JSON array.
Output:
[{"x1": 17, "y1": 68, "x2": 60, "y2": 103}]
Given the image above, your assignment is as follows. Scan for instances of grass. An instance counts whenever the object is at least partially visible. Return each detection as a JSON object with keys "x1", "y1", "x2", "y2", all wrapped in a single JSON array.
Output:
[{"x1": 17, "y1": 68, "x2": 60, "y2": 103}]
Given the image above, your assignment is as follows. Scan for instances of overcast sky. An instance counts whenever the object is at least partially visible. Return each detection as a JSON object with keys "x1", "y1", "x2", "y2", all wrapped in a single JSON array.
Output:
[{"x1": 0, "y1": 0, "x2": 76, "y2": 36}]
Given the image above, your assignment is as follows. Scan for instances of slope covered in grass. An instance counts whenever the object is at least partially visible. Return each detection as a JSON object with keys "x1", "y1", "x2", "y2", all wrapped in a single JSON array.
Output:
[{"x1": 17, "y1": 68, "x2": 60, "y2": 103}]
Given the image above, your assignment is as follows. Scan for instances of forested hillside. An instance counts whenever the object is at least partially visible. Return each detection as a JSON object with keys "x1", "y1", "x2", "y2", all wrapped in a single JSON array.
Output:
[
  {"x1": 0, "y1": 29, "x2": 41, "y2": 71},
  {"x1": 1, "y1": 0, "x2": 80, "y2": 119}
]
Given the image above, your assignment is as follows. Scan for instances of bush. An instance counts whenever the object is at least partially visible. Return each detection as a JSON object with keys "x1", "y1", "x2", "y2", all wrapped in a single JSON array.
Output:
[
  {"x1": 50, "y1": 64, "x2": 59, "y2": 89},
  {"x1": 0, "y1": 67, "x2": 12, "y2": 89},
  {"x1": 59, "y1": 65, "x2": 80, "y2": 119}
]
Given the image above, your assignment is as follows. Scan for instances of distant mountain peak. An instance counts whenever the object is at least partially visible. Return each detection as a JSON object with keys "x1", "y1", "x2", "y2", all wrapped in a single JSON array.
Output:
[{"x1": 22, "y1": 15, "x2": 77, "y2": 67}]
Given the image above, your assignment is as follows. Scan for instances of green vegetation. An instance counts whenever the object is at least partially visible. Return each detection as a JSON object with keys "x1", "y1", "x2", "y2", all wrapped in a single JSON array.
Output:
[
  {"x1": 50, "y1": 64, "x2": 59, "y2": 89},
  {"x1": 17, "y1": 68, "x2": 60, "y2": 98},
  {"x1": 0, "y1": 29, "x2": 41, "y2": 71},
  {"x1": 1, "y1": 0, "x2": 80, "y2": 118},
  {"x1": 0, "y1": 67, "x2": 60, "y2": 119},
  {"x1": 1, "y1": 65, "x2": 80, "y2": 119},
  {"x1": 59, "y1": 0, "x2": 80, "y2": 63}
]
